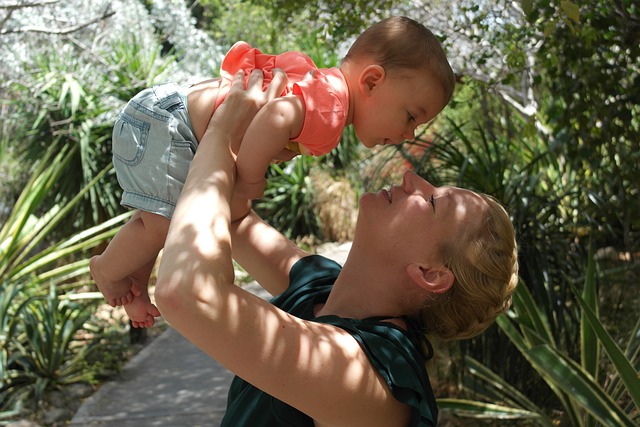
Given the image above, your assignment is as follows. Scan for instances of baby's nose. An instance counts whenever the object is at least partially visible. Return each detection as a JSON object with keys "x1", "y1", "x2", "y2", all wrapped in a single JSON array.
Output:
[{"x1": 402, "y1": 128, "x2": 415, "y2": 140}]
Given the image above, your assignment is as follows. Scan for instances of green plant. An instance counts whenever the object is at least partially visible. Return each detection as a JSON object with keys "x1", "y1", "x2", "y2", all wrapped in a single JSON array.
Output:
[
  {"x1": 322, "y1": 126, "x2": 367, "y2": 184},
  {"x1": 439, "y1": 243, "x2": 640, "y2": 426},
  {"x1": 0, "y1": 280, "x2": 28, "y2": 415},
  {"x1": 4, "y1": 283, "x2": 100, "y2": 410},
  {"x1": 0, "y1": 141, "x2": 130, "y2": 412},
  {"x1": 397, "y1": 108, "x2": 637, "y2": 422},
  {"x1": 103, "y1": 35, "x2": 177, "y2": 103},
  {"x1": 0, "y1": 142, "x2": 130, "y2": 290},
  {"x1": 7, "y1": 56, "x2": 115, "y2": 227},
  {"x1": 255, "y1": 156, "x2": 321, "y2": 239},
  {"x1": 2, "y1": 32, "x2": 176, "y2": 232}
]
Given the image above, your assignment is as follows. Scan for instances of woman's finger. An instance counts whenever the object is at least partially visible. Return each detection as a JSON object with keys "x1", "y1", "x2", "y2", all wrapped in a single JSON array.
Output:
[
  {"x1": 222, "y1": 70, "x2": 245, "y2": 102},
  {"x1": 246, "y1": 69, "x2": 264, "y2": 94},
  {"x1": 234, "y1": 69, "x2": 246, "y2": 86},
  {"x1": 265, "y1": 68, "x2": 288, "y2": 101}
]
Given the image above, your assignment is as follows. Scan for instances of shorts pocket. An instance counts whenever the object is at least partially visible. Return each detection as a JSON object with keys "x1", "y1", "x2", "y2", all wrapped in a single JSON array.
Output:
[
  {"x1": 112, "y1": 112, "x2": 150, "y2": 166},
  {"x1": 167, "y1": 140, "x2": 197, "y2": 187}
]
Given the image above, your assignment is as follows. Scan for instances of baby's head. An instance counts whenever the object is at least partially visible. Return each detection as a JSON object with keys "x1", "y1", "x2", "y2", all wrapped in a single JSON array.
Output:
[{"x1": 343, "y1": 16, "x2": 455, "y2": 106}]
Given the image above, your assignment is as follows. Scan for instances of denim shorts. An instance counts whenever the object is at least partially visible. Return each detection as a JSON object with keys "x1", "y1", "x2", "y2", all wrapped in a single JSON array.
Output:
[{"x1": 112, "y1": 83, "x2": 197, "y2": 219}]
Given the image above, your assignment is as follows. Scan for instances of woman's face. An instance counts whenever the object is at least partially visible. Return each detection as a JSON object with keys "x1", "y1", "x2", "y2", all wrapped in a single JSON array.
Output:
[{"x1": 357, "y1": 170, "x2": 487, "y2": 265}]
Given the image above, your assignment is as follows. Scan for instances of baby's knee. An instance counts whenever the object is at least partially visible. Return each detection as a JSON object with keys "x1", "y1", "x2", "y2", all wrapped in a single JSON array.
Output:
[{"x1": 139, "y1": 211, "x2": 171, "y2": 246}]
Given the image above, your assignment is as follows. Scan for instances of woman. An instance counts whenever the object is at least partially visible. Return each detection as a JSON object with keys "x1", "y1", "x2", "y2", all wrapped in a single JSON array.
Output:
[{"x1": 155, "y1": 69, "x2": 518, "y2": 426}]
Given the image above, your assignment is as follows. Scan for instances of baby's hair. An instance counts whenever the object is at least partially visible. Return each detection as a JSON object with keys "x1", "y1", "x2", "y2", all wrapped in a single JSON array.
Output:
[
  {"x1": 421, "y1": 194, "x2": 519, "y2": 341},
  {"x1": 343, "y1": 16, "x2": 455, "y2": 105}
]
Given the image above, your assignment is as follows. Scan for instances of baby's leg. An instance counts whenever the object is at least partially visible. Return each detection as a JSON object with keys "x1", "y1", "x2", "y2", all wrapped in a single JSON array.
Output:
[{"x1": 90, "y1": 210, "x2": 170, "y2": 307}]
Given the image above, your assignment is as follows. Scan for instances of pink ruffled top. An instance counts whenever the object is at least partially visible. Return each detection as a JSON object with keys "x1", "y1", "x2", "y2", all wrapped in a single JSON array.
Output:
[{"x1": 216, "y1": 41, "x2": 349, "y2": 156}]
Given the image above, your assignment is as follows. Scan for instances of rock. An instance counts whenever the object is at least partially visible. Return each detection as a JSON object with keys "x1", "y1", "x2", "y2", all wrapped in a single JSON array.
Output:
[{"x1": 42, "y1": 407, "x2": 70, "y2": 425}]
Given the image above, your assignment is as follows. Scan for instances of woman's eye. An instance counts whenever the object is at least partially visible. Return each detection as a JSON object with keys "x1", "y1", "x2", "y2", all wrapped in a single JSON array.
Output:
[
  {"x1": 408, "y1": 113, "x2": 415, "y2": 122},
  {"x1": 429, "y1": 195, "x2": 435, "y2": 211}
]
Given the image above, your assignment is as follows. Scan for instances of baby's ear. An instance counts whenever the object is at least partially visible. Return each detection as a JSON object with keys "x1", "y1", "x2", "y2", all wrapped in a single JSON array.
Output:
[
  {"x1": 406, "y1": 263, "x2": 453, "y2": 294},
  {"x1": 358, "y1": 65, "x2": 385, "y2": 95}
]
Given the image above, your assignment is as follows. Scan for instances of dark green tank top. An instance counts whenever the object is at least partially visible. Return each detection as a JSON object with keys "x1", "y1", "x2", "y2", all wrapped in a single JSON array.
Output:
[{"x1": 221, "y1": 255, "x2": 437, "y2": 426}]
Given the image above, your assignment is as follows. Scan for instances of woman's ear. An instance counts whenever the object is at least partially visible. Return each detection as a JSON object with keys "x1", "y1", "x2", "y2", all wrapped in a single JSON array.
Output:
[
  {"x1": 358, "y1": 65, "x2": 385, "y2": 96},
  {"x1": 406, "y1": 263, "x2": 454, "y2": 294}
]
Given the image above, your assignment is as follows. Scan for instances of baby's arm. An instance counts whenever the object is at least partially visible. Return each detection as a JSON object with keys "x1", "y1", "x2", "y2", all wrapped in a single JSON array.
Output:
[{"x1": 235, "y1": 95, "x2": 305, "y2": 200}]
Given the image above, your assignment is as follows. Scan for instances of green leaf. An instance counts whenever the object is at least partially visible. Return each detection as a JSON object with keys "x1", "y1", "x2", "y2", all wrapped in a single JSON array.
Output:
[
  {"x1": 581, "y1": 241, "x2": 599, "y2": 377},
  {"x1": 560, "y1": 1, "x2": 580, "y2": 24},
  {"x1": 512, "y1": 283, "x2": 556, "y2": 346},
  {"x1": 543, "y1": 20, "x2": 556, "y2": 37},
  {"x1": 526, "y1": 344, "x2": 636, "y2": 426},
  {"x1": 569, "y1": 281, "x2": 640, "y2": 410},
  {"x1": 60, "y1": 74, "x2": 80, "y2": 116},
  {"x1": 497, "y1": 315, "x2": 582, "y2": 426},
  {"x1": 437, "y1": 398, "x2": 542, "y2": 420},
  {"x1": 464, "y1": 356, "x2": 555, "y2": 426}
]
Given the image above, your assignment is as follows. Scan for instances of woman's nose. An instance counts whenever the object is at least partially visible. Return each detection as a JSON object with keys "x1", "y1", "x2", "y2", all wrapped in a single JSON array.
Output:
[
  {"x1": 402, "y1": 170, "x2": 417, "y2": 191},
  {"x1": 403, "y1": 170, "x2": 433, "y2": 192}
]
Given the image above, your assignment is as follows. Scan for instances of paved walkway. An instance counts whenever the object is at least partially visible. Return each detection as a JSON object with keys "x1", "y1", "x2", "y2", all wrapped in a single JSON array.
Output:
[{"x1": 70, "y1": 243, "x2": 351, "y2": 427}]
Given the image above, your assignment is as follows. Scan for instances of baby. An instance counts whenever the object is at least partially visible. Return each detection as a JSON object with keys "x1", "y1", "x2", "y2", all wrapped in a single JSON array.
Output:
[{"x1": 90, "y1": 16, "x2": 456, "y2": 328}]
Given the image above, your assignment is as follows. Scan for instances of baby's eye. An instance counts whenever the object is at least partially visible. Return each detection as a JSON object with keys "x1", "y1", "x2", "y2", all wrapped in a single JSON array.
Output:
[
  {"x1": 428, "y1": 195, "x2": 435, "y2": 211},
  {"x1": 408, "y1": 112, "x2": 415, "y2": 122}
]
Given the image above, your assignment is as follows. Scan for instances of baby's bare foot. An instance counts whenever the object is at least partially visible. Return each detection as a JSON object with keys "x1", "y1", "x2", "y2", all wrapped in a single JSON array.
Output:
[
  {"x1": 90, "y1": 255, "x2": 138, "y2": 307},
  {"x1": 124, "y1": 282, "x2": 161, "y2": 328}
]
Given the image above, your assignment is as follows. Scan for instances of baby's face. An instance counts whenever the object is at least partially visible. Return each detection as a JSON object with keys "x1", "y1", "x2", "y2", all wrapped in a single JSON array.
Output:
[{"x1": 352, "y1": 72, "x2": 446, "y2": 149}]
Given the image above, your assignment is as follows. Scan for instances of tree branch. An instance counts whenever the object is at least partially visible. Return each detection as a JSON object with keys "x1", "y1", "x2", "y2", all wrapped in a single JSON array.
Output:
[
  {"x1": 0, "y1": 5, "x2": 115, "y2": 36},
  {"x1": 0, "y1": 0, "x2": 61, "y2": 11}
]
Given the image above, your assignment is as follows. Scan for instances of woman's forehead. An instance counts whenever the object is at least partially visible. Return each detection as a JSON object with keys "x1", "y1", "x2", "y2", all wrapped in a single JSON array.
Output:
[{"x1": 438, "y1": 186, "x2": 487, "y2": 216}]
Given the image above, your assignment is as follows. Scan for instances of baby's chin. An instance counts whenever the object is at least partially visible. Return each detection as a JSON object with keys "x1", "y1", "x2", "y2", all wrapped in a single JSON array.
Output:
[{"x1": 357, "y1": 137, "x2": 379, "y2": 149}]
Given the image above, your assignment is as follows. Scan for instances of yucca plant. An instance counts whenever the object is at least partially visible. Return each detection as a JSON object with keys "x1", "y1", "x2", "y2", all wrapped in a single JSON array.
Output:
[
  {"x1": 3, "y1": 283, "x2": 99, "y2": 411},
  {"x1": 2, "y1": 31, "x2": 177, "y2": 233},
  {"x1": 0, "y1": 141, "x2": 131, "y2": 412},
  {"x1": 0, "y1": 280, "x2": 27, "y2": 415},
  {"x1": 7, "y1": 52, "x2": 116, "y2": 226},
  {"x1": 0, "y1": 142, "x2": 130, "y2": 289},
  {"x1": 441, "y1": 242, "x2": 640, "y2": 426},
  {"x1": 103, "y1": 34, "x2": 177, "y2": 103},
  {"x1": 255, "y1": 155, "x2": 321, "y2": 239},
  {"x1": 0, "y1": 281, "x2": 23, "y2": 340},
  {"x1": 402, "y1": 119, "x2": 582, "y2": 371}
]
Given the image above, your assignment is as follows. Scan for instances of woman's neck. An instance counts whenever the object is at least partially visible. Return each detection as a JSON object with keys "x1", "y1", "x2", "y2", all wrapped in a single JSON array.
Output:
[{"x1": 316, "y1": 254, "x2": 406, "y2": 320}]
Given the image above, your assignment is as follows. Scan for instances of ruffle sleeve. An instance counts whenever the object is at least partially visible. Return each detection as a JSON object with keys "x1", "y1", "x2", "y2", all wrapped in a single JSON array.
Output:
[
  {"x1": 220, "y1": 41, "x2": 318, "y2": 89},
  {"x1": 290, "y1": 68, "x2": 349, "y2": 156}
]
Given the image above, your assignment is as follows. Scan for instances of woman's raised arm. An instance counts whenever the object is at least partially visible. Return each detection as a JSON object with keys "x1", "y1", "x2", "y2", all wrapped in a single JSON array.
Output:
[{"x1": 154, "y1": 68, "x2": 289, "y2": 330}]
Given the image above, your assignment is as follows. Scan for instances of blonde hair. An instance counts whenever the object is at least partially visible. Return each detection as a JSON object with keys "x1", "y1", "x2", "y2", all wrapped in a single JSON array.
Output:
[
  {"x1": 420, "y1": 194, "x2": 519, "y2": 341},
  {"x1": 342, "y1": 16, "x2": 456, "y2": 105}
]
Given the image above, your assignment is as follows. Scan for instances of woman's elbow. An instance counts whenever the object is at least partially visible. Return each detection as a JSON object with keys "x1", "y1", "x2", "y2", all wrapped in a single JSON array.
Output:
[{"x1": 154, "y1": 278, "x2": 186, "y2": 323}]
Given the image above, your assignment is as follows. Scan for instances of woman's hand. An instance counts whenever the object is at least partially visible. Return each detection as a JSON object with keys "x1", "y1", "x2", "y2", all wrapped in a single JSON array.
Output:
[{"x1": 205, "y1": 68, "x2": 289, "y2": 142}]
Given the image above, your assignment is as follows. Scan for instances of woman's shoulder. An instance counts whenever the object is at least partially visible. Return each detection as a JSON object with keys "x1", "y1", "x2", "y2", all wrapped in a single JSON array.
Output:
[{"x1": 314, "y1": 315, "x2": 439, "y2": 426}]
